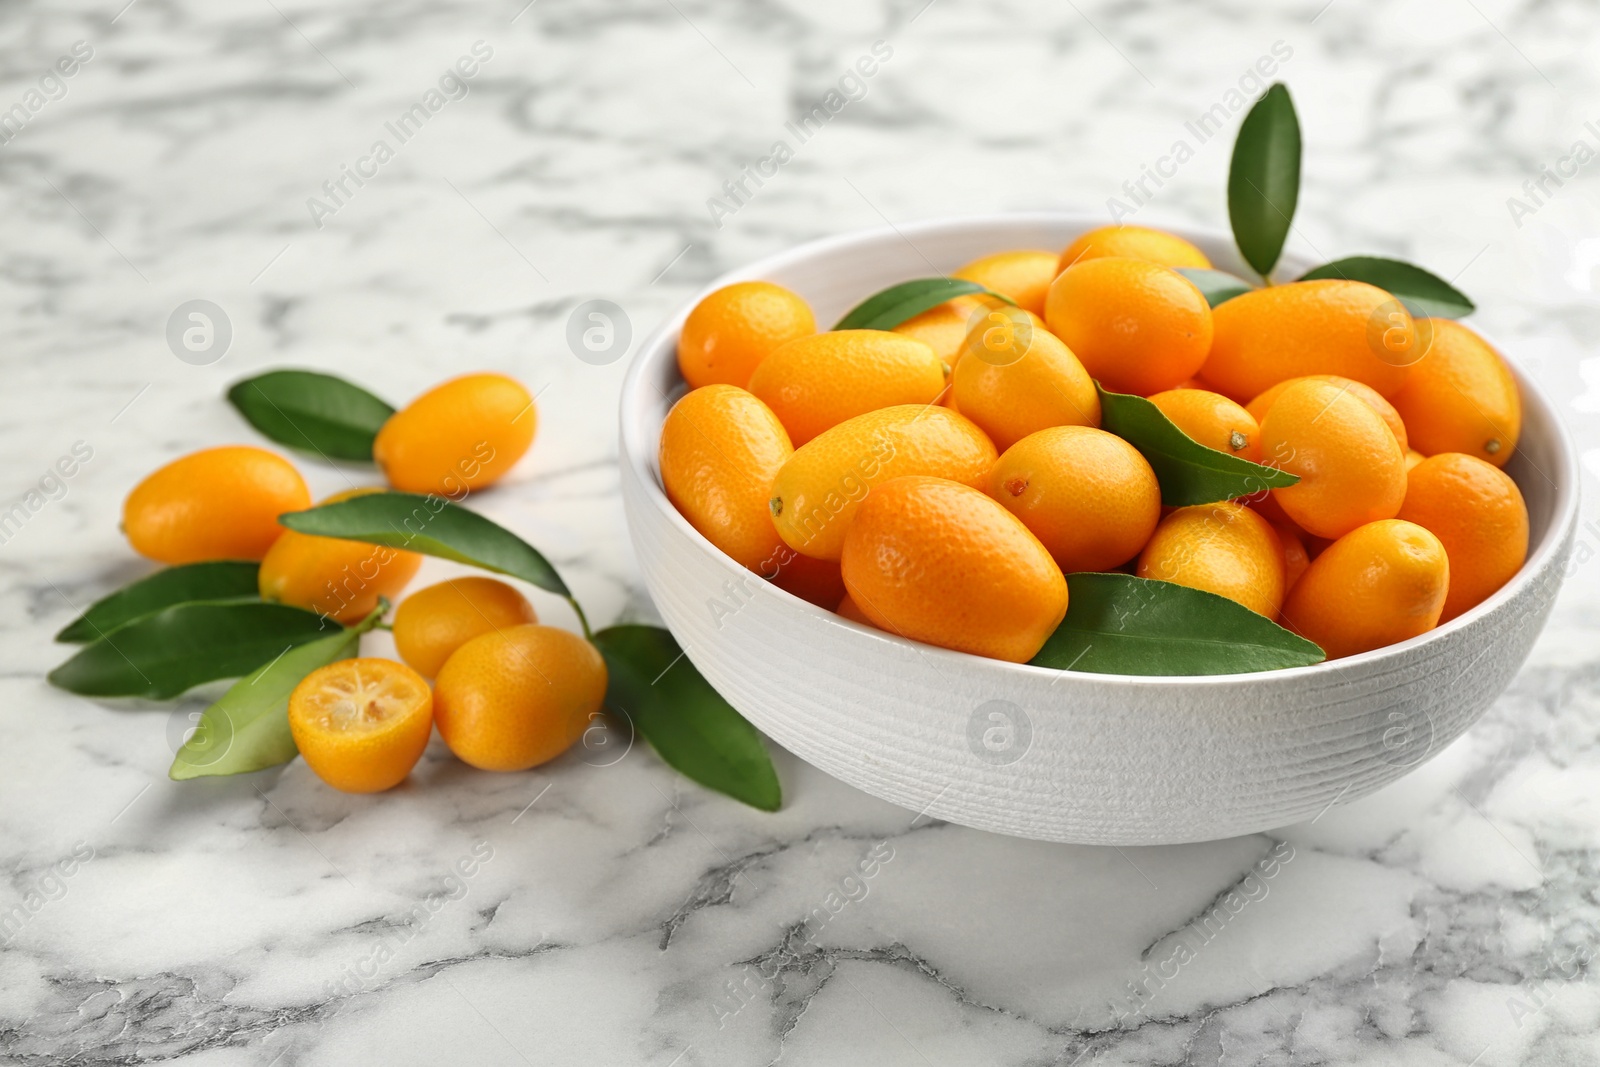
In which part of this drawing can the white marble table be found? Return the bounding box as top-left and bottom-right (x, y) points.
(3, 0), (1599, 1063)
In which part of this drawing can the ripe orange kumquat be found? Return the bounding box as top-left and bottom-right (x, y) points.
(659, 385), (793, 573)
(123, 445), (310, 564)
(1281, 520), (1449, 659)
(393, 577), (539, 678)
(288, 658), (434, 794)
(1045, 256), (1213, 396)
(1148, 388), (1261, 462)
(1202, 280), (1418, 402)
(1245, 374), (1408, 455)
(893, 296), (1000, 370)
(258, 488), (423, 624)
(433, 624), (607, 772)
(1391, 319), (1521, 466)
(953, 250), (1060, 317)
(952, 309), (1100, 451)
(374, 373), (535, 496)
(1137, 502), (1286, 618)
(1258, 378), (1407, 540)
(748, 330), (945, 447)
(768, 405), (997, 561)
(840, 476), (1067, 663)
(678, 281), (816, 389)
(1397, 453), (1528, 622)
(988, 426), (1159, 573)
(768, 550), (848, 609)
(1273, 521), (1311, 592)
(1056, 225), (1212, 273)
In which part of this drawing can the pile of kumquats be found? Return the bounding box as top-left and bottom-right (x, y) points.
(51, 369), (783, 809)
(660, 85), (1527, 675)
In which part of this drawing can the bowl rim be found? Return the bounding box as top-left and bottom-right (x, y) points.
(619, 212), (1581, 686)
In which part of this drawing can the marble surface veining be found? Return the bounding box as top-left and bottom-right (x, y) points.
(3, 0), (1600, 1063)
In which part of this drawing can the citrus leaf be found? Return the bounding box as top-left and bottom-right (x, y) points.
(592, 624), (780, 812)
(48, 602), (335, 700)
(832, 277), (1015, 331)
(1297, 256), (1475, 319)
(1228, 83), (1301, 278)
(1031, 572), (1325, 676)
(56, 561), (260, 643)
(169, 609), (383, 780)
(227, 370), (395, 462)
(1176, 268), (1255, 308)
(279, 491), (570, 597)
(1097, 384), (1297, 506)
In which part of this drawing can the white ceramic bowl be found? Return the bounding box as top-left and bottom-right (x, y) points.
(618, 214), (1579, 846)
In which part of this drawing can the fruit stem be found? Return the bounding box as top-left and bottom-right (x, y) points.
(566, 596), (595, 642)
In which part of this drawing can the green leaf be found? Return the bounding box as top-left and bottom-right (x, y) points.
(1176, 268), (1255, 309)
(831, 277), (1015, 331)
(1297, 256), (1475, 319)
(1228, 83), (1301, 278)
(56, 561), (261, 643)
(1097, 384), (1297, 506)
(170, 609), (383, 780)
(1031, 572), (1325, 676)
(227, 370), (395, 462)
(592, 625), (780, 812)
(48, 602), (335, 700)
(279, 491), (570, 597)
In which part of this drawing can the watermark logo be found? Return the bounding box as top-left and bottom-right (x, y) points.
(0, 840), (95, 946)
(1107, 41), (1294, 224)
(963, 304), (1034, 368)
(966, 699), (1032, 766)
(307, 42), (494, 229)
(577, 708), (634, 767)
(1378, 708), (1434, 769)
(166, 704), (235, 766)
(565, 299), (632, 366)
(166, 300), (232, 366)
(706, 41), (894, 228)
(0, 441), (94, 549)
(0, 40), (94, 146)
(1365, 298), (1433, 368)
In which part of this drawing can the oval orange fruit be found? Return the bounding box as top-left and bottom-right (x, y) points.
(1045, 256), (1213, 396)
(678, 281), (816, 389)
(1281, 519), (1449, 659)
(952, 309), (1101, 450)
(1057, 225), (1212, 273)
(1390, 319), (1521, 466)
(1397, 453), (1528, 622)
(1258, 378), (1407, 539)
(1136, 501), (1286, 618)
(954, 250), (1060, 316)
(748, 330), (945, 446)
(658, 385), (792, 573)
(988, 426), (1159, 573)
(1200, 280), (1416, 401)
(374, 373), (535, 496)
(392, 576), (539, 678)
(123, 445), (310, 564)
(840, 476), (1067, 663)
(1148, 388), (1261, 462)
(433, 624), (607, 772)
(258, 488), (423, 624)
(768, 405), (998, 560)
